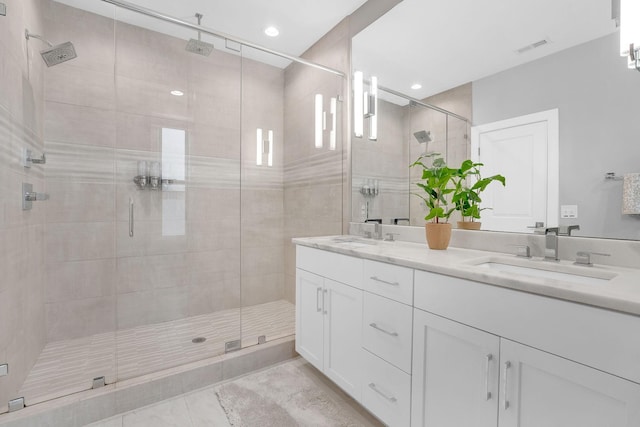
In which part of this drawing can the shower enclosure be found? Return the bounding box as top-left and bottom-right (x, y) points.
(0, 0), (344, 413)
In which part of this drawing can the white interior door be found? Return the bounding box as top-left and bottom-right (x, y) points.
(471, 109), (558, 232)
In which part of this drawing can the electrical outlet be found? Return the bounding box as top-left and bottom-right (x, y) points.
(561, 205), (578, 219)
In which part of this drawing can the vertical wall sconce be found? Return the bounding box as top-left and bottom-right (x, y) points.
(256, 128), (263, 166)
(329, 97), (337, 151)
(256, 128), (274, 167)
(315, 94), (324, 148)
(353, 70), (378, 141)
(315, 94), (338, 151)
(620, 0), (640, 70)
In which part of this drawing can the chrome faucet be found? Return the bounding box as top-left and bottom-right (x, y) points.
(544, 227), (559, 261)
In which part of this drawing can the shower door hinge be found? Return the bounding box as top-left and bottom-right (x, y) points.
(0, 363), (7, 377)
(8, 397), (25, 412)
(92, 376), (106, 389)
(0, 3), (6, 16)
(225, 339), (241, 353)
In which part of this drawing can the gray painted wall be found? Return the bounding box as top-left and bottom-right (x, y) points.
(473, 32), (640, 240)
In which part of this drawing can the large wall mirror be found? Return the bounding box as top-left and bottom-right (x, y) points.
(351, 0), (640, 240)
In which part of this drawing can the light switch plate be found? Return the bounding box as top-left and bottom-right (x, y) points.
(0, 364), (7, 376)
(561, 204), (578, 219)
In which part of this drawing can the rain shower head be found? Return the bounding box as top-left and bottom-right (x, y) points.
(40, 42), (77, 67)
(414, 130), (432, 144)
(25, 29), (77, 67)
(186, 13), (214, 56)
(185, 38), (214, 56)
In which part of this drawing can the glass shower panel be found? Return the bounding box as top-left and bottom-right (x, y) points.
(239, 45), (344, 347)
(7, 1), (120, 409)
(113, 9), (242, 381)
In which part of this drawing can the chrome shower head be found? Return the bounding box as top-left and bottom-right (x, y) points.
(185, 13), (214, 56)
(25, 29), (77, 67)
(414, 130), (432, 144)
(40, 42), (77, 67)
(185, 38), (214, 56)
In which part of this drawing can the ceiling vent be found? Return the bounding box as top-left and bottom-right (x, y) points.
(516, 38), (550, 54)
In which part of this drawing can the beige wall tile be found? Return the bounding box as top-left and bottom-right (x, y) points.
(45, 296), (116, 341)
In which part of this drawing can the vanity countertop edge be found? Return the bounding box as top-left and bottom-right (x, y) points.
(292, 236), (640, 317)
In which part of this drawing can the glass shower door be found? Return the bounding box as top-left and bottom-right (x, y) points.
(112, 8), (242, 382)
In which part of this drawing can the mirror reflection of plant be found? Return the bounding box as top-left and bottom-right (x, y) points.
(452, 159), (506, 222)
(410, 153), (457, 223)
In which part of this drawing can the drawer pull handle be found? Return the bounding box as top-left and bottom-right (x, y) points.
(369, 323), (399, 337)
(316, 287), (322, 312)
(484, 354), (493, 400)
(370, 276), (399, 286)
(502, 361), (511, 410)
(368, 383), (397, 403)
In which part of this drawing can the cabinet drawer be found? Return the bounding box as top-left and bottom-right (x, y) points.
(363, 260), (413, 304)
(297, 245), (363, 289)
(361, 349), (411, 427)
(363, 292), (413, 373)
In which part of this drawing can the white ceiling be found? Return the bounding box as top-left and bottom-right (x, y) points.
(353, 0), (618, 101)
(54, 0), (368, 68)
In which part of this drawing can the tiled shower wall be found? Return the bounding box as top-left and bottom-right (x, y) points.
(42, 2), (285, 341)
(0, 0), (48, 411)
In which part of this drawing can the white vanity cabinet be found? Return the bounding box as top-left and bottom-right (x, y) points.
(295, 246), (364, 401)
(295, 242), (640, 427)
(412, 270), (640, 427)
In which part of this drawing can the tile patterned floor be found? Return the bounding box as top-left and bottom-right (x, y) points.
(19, 300), (295, 406)
(86, 358), (383, 427)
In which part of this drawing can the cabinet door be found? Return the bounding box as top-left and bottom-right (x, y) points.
(295, 269), (325, 371)
(324, 279), (363, 401)
(412, 309), (500, 427)
(499, 339), (640, 427)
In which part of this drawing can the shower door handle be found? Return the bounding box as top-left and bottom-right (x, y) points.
(129, 197), (134, 237)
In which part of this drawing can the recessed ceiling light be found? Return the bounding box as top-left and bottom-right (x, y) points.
(170, 90), (184, 96)
(264, 26), (279, 37)
(411, 83), (422, 90)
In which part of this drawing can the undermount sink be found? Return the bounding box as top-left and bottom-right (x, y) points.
(331, 236), (378, 247)
(470, 257), (617, 285)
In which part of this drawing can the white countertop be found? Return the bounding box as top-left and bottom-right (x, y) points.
(293, 236), (640, 316)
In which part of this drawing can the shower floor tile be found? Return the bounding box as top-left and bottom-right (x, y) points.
(19, 300), (295, 406)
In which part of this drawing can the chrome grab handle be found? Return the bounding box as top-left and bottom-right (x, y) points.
(484, 354), (493, 400)
(369, 323), (399, 337)
(370, 276), (399, 286)
(30, 152), (46, 164)
(368, 383), (397, 403)
(24, 192), (49, 202)
(323, 289), (328, 314)
(129, 198), (134, 238)
(502, 361), (511, 410)
(316, 287), (322, 312)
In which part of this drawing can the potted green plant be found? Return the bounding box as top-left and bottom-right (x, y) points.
(410, 153), (457, 249)
(452, 159), (505, 230)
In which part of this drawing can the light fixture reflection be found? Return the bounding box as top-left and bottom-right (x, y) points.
(267, 130), (273, 167)
(353, 71), (364, 138)
(170, 90), (184, 96)
(369, 76), (378, 141)
(411, 83), (422, 90)
(620, 0), (640, 70)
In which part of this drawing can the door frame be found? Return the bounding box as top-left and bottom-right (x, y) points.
(471, 109), (559, 229)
